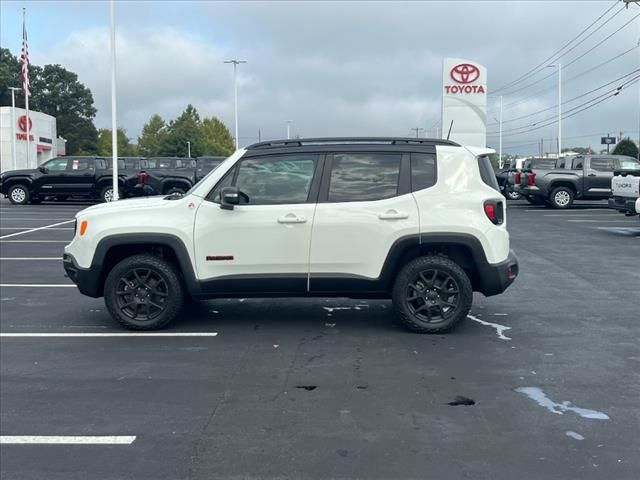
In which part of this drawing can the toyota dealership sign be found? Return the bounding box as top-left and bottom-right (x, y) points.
(441, 57), (487, 147)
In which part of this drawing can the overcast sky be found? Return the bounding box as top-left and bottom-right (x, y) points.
(1, 0), (639, 155)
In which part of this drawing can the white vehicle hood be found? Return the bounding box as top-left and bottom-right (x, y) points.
(78, 195), (187, 217)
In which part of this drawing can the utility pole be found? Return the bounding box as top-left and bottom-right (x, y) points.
(224, 59), (247, 150)
(258, 128), (262, 142)
(9, 87), (21, 170)
(548, 63), (562, 157)
(498, 96), (503, 168)
(286, 120), (292, 139)
(410, 127), (425, 138)
(109, 0), (119, 201)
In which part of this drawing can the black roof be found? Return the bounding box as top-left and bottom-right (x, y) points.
(246, 137), (460, 150)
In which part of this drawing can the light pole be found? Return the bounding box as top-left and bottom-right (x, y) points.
(498, 95), (503, 168)
(9, 87), (21, 170)
(109, 0), (119, 201)
(548, 63), (562, 158)
(186, 141), (191, 158)
(224, 59), (247, 149)
(286, 120), (292, 139)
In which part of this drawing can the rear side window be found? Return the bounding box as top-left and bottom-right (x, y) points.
(411, 153), (436, 191)
(328, 153), (401, 202)
(70, 158), (92, 171)
(572, 158), (584, 169)
(477, 155), (500, 192)
(590, 158), (615, 171)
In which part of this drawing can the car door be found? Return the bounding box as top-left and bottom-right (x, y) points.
(64, 157), (96, 194)
(35, 157), (70, 195)
(308, 150), (419, 293)
(193, 152), (322, 295)
(585, 157), (615, 197)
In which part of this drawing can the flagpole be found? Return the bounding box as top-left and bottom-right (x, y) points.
(109, 0), (119, 201)
(23, 8), (31, 168)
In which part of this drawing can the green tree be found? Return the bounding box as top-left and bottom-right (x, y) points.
(138, 114), (168, 156)
(96, 128), (135, 156)
(201, 116), (234, 156)
(612, 137), (639, 158)
(0, 48), (22, 107)
(163, 104), (204, 157)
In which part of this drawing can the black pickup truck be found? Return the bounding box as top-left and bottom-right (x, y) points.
(517, 155), (638, 208)
(130, 156), (226, 197)
(0, 156), (143, 204)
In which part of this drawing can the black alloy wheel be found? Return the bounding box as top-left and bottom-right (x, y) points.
(405, 269), (461, 324)
(115, 268), (169, 322)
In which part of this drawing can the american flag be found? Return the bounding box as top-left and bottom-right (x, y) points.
(20, 15), (30, 97)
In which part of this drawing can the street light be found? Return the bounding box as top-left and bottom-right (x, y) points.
(286, 120), (292, 139)
(186, 141), (191, 158)
(224, 59), (247, 149)
(547, 63), (562, 158)
(8, 87), (21, 170)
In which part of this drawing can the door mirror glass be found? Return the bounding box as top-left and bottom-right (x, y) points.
(38, 166), (47, 174)
(220, 186), (241, 210)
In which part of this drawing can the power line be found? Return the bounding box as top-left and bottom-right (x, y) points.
(492, 0), (622, 94)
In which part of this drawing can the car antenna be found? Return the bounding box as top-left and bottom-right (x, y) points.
(446, 120), (454, 141)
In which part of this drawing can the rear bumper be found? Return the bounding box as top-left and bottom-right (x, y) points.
(63, 253), (102, 298)
(477, 250), (519, 297)
(608, 197), (638, 214)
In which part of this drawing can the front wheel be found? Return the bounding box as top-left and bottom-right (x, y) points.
(165, 187), (186, 196)
(100, 186), (122, 202)
(8, 185), (30, 205)
(549, 187), (574, 209)
(392, 255), (473, 334)
(104, 254), (184, 330)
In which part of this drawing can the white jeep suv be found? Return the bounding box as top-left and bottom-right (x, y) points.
(63, 138), (518, 333)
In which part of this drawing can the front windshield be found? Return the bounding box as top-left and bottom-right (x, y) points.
(619, 158), (640, 170)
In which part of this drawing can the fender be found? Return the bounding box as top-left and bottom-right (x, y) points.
(548, 179), (581, 198)
(2, 175), (34, 194)
(89, 233), (200, 297)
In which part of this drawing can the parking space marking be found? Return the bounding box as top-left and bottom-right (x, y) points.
(524, 208), (607, 212)
(0, 227), (73, 230)
(0, 220), (74, 240)
(0, 436), (136, 445)
(0, 332), (219, 337)
(567, 219), (636, 223)
(0, 284), (74, 287)
(0, 240), (69, 243)
(0, 257), (61, 260)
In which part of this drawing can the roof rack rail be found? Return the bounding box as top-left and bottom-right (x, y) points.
(246, 137), (461, 150)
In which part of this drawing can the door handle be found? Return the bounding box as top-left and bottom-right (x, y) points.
(278, 213), (307, 224)
(587, 173), (596, 177)
(378, 209), (409, 220)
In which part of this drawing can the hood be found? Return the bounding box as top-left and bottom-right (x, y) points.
(1, 168), (38, 177)
(78, 194), (190, 217)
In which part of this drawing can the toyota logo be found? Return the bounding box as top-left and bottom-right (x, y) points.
(450, 63), (480, 84)
(18, 115), (33, 132)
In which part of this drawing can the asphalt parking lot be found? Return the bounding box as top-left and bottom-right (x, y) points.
(0, 197), (639, 480)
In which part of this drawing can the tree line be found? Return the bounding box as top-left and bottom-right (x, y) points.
(0, 48), (234, 157)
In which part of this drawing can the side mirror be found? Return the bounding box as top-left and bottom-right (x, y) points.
(38, 166), (47, 174)
(220, 186), (241, 210)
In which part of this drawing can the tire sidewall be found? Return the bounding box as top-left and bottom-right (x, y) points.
(104, 254), (184, 330)
(100, 186), (121, 202)
(8, 185), (30, 205)
(392, 256), (473, 333)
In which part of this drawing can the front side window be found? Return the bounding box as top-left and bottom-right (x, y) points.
(328, 153), (401, 202)
(590, 158), (615, 171)
(44, 158), (69, 171)
(233, 154), (318, 205)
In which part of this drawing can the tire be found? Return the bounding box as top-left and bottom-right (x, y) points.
(549, 187), (574, 209)
(8, 184), (30, 205)
(525, 195), (545, 205)
(104, 254), (184, 330)
(165, 187), (185, 196)
(506, 189), (521, 201)
(392, 255), (473, 334)
(100, 185), (122, 203)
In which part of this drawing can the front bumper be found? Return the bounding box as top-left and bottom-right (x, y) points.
(608, 196), (638, 214)
(477, 249), (519, 297)
(63, 253), (102, 298)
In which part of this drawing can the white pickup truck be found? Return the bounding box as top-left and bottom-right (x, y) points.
(608, 164), (640, 218)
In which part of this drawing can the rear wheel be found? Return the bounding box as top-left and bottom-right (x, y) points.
(392, 255), (472, 334)
(104, 254), (184, 330)
(506, 189), (521, 201)
(8, 185), (30, 205)
(100, 186), (122, 202)
(549, 187), (574, 209)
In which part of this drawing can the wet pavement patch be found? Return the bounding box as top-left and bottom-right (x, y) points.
(448, 395), (475, 406)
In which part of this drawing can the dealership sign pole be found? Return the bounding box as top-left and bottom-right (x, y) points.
(20, 9), (31, 168)
(109, 0), (119, 201)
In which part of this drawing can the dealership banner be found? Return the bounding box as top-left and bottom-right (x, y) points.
(441, 58), (487, 147)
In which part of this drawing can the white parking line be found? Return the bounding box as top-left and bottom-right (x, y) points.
(0, 332), (219, 337)
(0, 220), (74, 240)
(0, 227), (73, 230)
(0, 436), (136, 445)
(0, 240), (69, 243)
(525, 208), (606, 212)
(567, 219), (636, 223)
(0, 284), (74, 287)
(0, 257), (60, 260)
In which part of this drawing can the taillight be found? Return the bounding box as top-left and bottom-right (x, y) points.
(514, 172), (521, 185)
(137, 171), (149, 185)
(484, 200), (504, 225)
(528, 172), (536, 186)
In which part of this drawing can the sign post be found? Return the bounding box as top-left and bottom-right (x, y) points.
(601, 135), (616, 154)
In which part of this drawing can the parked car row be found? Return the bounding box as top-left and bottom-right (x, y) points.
(0, 155), (226, 204)
(511, 154), (639, 209)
